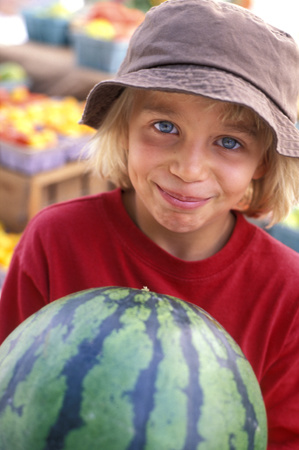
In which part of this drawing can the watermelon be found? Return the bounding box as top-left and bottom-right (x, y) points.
(0, 287), (267, 449)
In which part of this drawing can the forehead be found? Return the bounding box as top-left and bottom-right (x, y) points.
(134, 90), (258, 121)
(134, 89), (216, 110)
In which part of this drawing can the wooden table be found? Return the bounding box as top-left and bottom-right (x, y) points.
(0, 161), (111, 232)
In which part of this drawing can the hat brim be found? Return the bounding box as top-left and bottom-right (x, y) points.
(81, 65), (299, 157)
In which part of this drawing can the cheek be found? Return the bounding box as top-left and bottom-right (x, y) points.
(218, 163), (257, 194)
(127, 141), (153, 185)
(128, 132), (164, 174)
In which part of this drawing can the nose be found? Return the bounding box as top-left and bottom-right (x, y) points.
(169, 140), (210, 183)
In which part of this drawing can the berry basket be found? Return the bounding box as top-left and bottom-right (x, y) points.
(72, 33), (128, 73)
(63, 135), (91, 162)
(22, 9), (71, 45)
(0, 141), (67, 175)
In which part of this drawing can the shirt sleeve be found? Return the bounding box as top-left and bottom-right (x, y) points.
(261, 306), (299, 449)
(0, 227), (49, 345)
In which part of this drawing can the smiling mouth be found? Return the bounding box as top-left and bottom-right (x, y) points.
(157, 185), (211, 209)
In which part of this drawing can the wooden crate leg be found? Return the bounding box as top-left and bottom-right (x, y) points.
(27, 179), (44, 220)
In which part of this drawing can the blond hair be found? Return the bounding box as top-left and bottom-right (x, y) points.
(86, 88), (299, 225)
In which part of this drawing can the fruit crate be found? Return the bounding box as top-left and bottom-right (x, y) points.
(72, 33), (128, 73)
(0, 136), (92, 175)
(0, 141), (67, 175)
(22, 9), (71, 45)
(0, 161), (112, 233)
(0, 267), (6, 290)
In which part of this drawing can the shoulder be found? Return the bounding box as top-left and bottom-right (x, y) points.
(17, 189), (123, 251)
(238, 214), (299, 275)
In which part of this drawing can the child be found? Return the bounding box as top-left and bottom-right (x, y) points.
(1, 0), (299, 446)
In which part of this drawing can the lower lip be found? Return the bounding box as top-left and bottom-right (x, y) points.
(157, 186), (210, 210)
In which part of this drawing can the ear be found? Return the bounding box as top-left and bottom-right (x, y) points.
(252, 160), (267, 180)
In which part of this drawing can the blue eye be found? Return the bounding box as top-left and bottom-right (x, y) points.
(154, 121), (178, 134)
(218, 137), (241, 150)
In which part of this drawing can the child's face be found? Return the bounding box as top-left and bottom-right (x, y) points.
(125, 91), (265, 247)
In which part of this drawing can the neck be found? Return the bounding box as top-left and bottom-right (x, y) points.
(142, 213), (235, 261)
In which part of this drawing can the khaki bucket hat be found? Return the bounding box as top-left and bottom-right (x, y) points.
(80, 0), (299, 157)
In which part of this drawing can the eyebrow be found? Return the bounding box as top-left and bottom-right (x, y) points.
(141, 103), (184, 119)
(221, 122), (258, 137)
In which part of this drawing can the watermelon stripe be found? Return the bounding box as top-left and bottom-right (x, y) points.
(0, 291), (95, 418)
(126, 295), (164, 449)
(176, 308), (204, 449)
(0, 294), (91, 418)
(45, 297), (130, 449)
(223, 344), (257, 450)
(0, 343), (39, 417)
(199, 311), (258, 450)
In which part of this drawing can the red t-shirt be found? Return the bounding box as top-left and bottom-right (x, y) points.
(1, 189), (298, 448)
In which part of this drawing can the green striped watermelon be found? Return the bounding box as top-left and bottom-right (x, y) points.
(0, 287), (267, 449)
